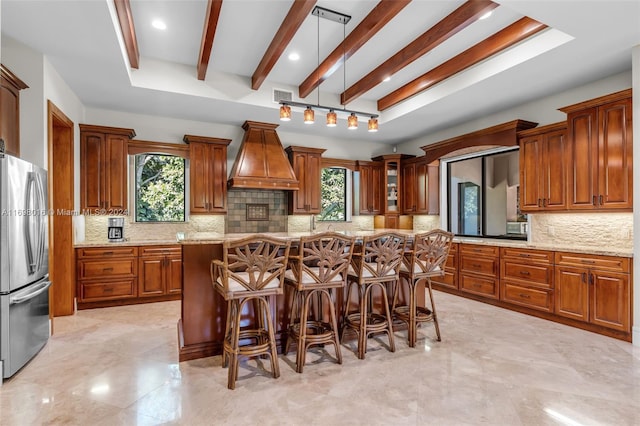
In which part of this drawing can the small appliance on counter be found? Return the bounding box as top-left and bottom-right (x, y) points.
(107, 217), (125, 242)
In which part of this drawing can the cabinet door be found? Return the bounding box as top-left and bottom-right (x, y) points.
(591, 270), (630, 332)
(359, 165), (372, 214)
(555, 266), (589, 321)
(104, 134), (128, 210)
(189, 142), (210, 213)
(415, 161), (428, 213)
(370, 164), (383, 215)
(208, 143), (228, 213)
(166, 256), (183, 295)
(0, 77), (20, 157)
(138, 257), (165, 297)
(80, 132), (105, 211)
(519, 135), (542, 211)
(598, 98), (632, 209)
(289, 152), (309, 213)
(401, 162), (416, 213)
(307, 153), (322, 213)
(543, 129), (567, 210)
(567, 108), (598, 209)
(427, 162), (440, 214)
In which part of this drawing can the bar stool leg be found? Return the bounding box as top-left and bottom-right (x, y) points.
(358, 284), (369, 359)
(262, 296), (280, 379)
(326, 289), (343, 365)
(227, 299), (241, 390)
(408, 279), (417, 348)
(426, 278), (441, 341)
(379, 283), (395, 353)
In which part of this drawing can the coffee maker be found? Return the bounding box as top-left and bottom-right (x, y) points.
(107, 217), (125, 242)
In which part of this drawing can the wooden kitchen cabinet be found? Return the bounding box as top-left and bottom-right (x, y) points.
(401, 157), (439, 215)
(184, 135), (231, 214)
(555, 252), (630, 332)
(357, 160), (383, 215)
(0, 65), (28, 157)
(459, 244), (499, 299)
(401, 159), (417, 214)
(500, 247), (554, 312)
(76, 246), (138, 304)
(285, 146), (325, 214)
(560, 90), (632, 211)
(138, 245), (182, 297)
(518, 122), (567, 212)
(80, 124), (135, 213)
(431, 242), (458, 290)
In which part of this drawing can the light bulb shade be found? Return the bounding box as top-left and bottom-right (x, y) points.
(326, 110), (337, 127)
(279, 105), (291, 121)
(347, 113), (358, 130)
(368, 117), (379, 132)
(304, 107), (315, 124)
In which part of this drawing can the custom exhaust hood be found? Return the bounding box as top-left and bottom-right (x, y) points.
(228, 121), (300, 190)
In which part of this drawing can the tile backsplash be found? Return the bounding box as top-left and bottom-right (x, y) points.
(226, 189), (287, 233)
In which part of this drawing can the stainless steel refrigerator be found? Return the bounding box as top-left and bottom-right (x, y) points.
(0, 154), (51, 379)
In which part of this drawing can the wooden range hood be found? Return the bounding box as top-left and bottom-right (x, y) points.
(227, 121), (300, 190)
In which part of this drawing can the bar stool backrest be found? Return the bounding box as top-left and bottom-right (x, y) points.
(403, 230), (453, 277)
(288, 232), (355, 290)
(353, 232), (406, 282)
(212, 235), (291, 299)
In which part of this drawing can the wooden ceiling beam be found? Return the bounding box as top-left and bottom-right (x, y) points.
(251, 0), (317, 90)
(197, 0), (224, 81)
(341, 0), (498, 105)
(378, 17), (547, 111)
(298, 0), (411, 99)
(113, 0), (139, 69)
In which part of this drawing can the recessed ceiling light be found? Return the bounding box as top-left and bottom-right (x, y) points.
(383, 76), (391, 82)
(288, 52), (300, 61)
(479, 11), (493, 20)
(152, 19), (167, 30)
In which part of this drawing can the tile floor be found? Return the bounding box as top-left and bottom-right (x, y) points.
(1, 292), (639, 425)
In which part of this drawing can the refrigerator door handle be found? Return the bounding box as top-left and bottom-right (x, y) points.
(23, 172), (37, 274)
(34, 173), (46, 272)
(9, 280), (52, 305)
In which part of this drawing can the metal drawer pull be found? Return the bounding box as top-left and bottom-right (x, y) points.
(519, 253), (530, 257)
(580, 259), (596, 264)
(103, 267), (114, 272)
(104, 251), (114, 255)
(103, 288), (114, 293)
(519, 293), (531, 299)
(519, 271), (530, 276)
(472, 263), (481, 268)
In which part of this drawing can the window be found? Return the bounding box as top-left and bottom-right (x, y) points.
(446, 148), (526, 239)
(318, 167), (349, 221)
(134, 153), (186, 222)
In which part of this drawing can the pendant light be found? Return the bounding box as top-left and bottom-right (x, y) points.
(326, 110), (337, 127)
(347, 113), (358, 130)
(304, 107), (315, 124)
(368, 117), (378, 132)
(279, 104), (291, 121)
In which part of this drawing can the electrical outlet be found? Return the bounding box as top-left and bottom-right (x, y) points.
(621, 228), (631, 239)
(547, 225), (555, 236)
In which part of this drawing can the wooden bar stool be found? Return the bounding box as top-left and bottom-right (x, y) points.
(211, 235), (291, 390)
(393, 229), (453, 347)
(284, 232), (355, 373)
(343, 232), (406, 359)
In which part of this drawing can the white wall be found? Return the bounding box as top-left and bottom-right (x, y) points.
(632, 44), (640, 347)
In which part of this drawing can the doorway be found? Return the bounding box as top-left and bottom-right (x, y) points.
(47, 101), (75, 318)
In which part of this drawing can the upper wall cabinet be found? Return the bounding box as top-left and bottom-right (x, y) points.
(80, 124), (135, 213)
(401, 156), (440, 215)
(184, 135), (231, 214)
(357, 160), (383, 215)
(0, 65), (29, 157)
(285, 146), (325, 215)
(560, 89), (632, 211)
(518, 122), (568, 212)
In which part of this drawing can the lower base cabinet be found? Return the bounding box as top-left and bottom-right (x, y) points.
(76, 244), (182, 308)
(431, 243), (632, 340)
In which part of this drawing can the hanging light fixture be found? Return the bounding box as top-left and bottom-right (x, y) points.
(326, 110), (337, 127)
(368, 117), (378, 132)
(276, 6), (379, 132)
(279, 104), (291, 121)
(304, 107), (315, 124)
(347, 113), (358, 130)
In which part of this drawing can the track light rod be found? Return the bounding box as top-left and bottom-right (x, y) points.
(279, 100), (379, 118)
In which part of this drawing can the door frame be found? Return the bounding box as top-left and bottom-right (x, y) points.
(47, 100), (75, 321)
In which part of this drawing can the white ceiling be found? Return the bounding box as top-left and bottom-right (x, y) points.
(2, 0), (639, 145)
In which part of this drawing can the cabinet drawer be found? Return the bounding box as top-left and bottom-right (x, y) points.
(502, 261), (553, 288)
(501, 282), (553, 312)
(500, 248), (552, 263)
(460, 274), (498, 299)
(431, 269), (457, 290)
(460, 256), (497, 276)
(139, 245), (181, 257)
(555, 252), (629, 273)
(460, 244), (499, 256)
(78, 259), (136, 279)
(444, 252), (457, 269)
(77, 246), (138, 258)
(80, 279), (137, 301)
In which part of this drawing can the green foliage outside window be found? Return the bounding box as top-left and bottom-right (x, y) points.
(318, 167), (346, 221)
(135, 154), (185, 222)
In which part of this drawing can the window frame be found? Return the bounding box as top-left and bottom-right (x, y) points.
(317, 166), (353, 222)
(128, 140), (190, 224)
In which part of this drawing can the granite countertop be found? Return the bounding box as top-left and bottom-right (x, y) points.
(177, 230), (633, 258)
(74, 239), (180, 248)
